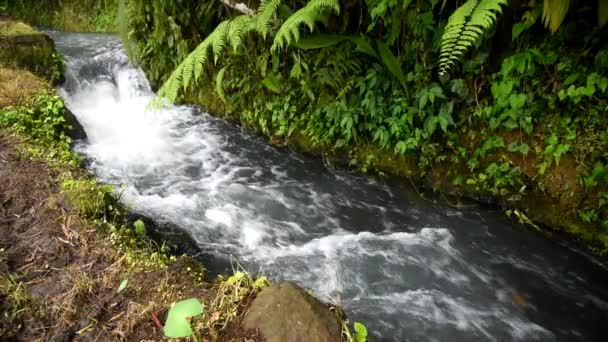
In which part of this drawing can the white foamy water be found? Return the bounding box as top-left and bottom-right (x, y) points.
(50, 32), (608, 341)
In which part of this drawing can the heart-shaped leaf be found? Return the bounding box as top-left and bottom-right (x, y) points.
(354, 322), (368, 342)
(164, 298), (204, 338)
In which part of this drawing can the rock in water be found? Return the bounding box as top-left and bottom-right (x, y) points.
(244, 282), (341, 342)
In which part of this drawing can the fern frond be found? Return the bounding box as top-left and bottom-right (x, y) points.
(192, 40), (213, 80)
(256, 0), (283, 38)
(438, 0), (508, 76)
(229, 15), (256, 51)
(156, 14), (258, 104)
(542, 0), (570, 32)
(271, 0), (341, 51)
(158, 63), (184, 103)
(212, 21), (230, 63)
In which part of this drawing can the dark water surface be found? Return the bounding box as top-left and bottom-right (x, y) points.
(49, 31), (608, 341)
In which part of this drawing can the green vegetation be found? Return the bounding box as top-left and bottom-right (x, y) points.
(164, 298), (205, 338)
(120, 0), (608, 254)
(2, 0), (118, 32)
(0, 21), (36, 35)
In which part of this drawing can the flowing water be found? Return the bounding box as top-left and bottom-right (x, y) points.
(49, 32), (608, 341)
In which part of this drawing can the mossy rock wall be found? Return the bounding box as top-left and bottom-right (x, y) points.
(0, 22), (62, 82)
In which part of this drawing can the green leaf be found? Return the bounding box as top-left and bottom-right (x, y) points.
(262, 73), (281, 94)
(216, 66), (228, 103)
(564, 73), (579, 86)
(424, 116), (438, 136)
(509, 94), (527, 109)
(349, 36), (378, 59)
(227, 271), (245, 285)
(253, 276), (270, 289)
(507, 141), (530, 155)
(134, 220), (145, 236)
(512, 23), (526, 41)
(293, 34), (349, 50)
(600, 0), (608, 27)
(117, 279), (128, 293)
(164, 298), (205, 338)
(377, 41), (406, 89)
(354, 322), (368, 342)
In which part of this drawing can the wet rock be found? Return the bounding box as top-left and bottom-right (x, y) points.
(64, 107), (87, 141)
(126, 213), (201, 256)
(243, 282), (341, 342)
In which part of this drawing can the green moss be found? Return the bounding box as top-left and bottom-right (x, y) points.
(0, 23), (63, 82)
(0, 21), (37, 35)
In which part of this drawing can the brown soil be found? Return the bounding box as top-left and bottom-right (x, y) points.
(0, 133), (262, 341)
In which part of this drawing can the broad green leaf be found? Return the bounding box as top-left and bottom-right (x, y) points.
(424, 116), (438, 136)
(262, 73), (281, 94)
(293, 34), (350, 50)
(354, 322), (368, 342)
(377, 41), (406, 89)
(512, 23), (526, 41)
(117, 279), (128, 293)
(349, 36), (378, 59)
(509, 94), (527, 109)
(564, 73), (579, 86)
(164, 298), (204, 338)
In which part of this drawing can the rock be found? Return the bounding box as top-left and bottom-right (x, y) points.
(243, 282), (341, 342)
(64, 107), (87, 141)
(0, 22), (62, 82)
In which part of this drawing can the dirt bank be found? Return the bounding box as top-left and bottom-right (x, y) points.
(0, 133), (266, 341)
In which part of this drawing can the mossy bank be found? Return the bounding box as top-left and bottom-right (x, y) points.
(0, 20), (354, 341)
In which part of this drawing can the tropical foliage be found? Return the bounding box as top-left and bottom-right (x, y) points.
(121, 0), (608, 255)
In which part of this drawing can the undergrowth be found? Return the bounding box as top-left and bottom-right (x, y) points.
(122, 0), (608, 255)
(3, 0), (118, 32)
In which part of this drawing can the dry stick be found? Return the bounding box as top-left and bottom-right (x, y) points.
(151, 311), (163, 330)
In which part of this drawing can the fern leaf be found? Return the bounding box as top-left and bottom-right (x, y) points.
(438, 0), (508, 76)
(377, 41), (406, 89)
(216, 66), (228, 103)
(228, 15), (255, 51)
(193, 42), (211, 81)
(158, 64), (184, 103)
(271, 0), (341, 51)
(542, 0), (570, 32)
(212, 21), (230, 64)
(257, 0), (283, 38)
(182, 59), (195, 92)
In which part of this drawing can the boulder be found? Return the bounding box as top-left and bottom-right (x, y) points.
(0, 21), (62, 82)
(243, 282), (341, 342)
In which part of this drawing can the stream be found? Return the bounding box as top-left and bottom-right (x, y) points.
(50, 32), (608, 341)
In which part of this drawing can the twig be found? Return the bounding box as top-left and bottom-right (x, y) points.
(151, 311), (163, 330)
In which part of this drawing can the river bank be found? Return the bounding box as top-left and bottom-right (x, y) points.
(0, 20), (351, 341)
(120, 1), (608, 256)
